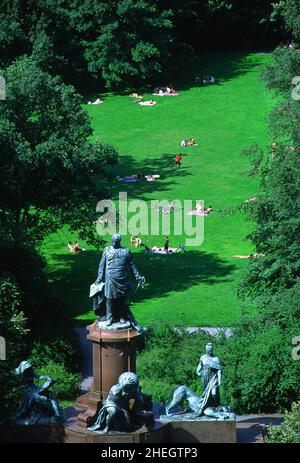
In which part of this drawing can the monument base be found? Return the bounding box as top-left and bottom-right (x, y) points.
(0, 424), (66, 443)
(1, 418), (236, 443)
(160, 416), (236, 443)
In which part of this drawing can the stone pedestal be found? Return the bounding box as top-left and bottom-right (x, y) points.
(160, 416), (236, 443)
(74, 322), (143, 430)
(64, 421), (169, 444)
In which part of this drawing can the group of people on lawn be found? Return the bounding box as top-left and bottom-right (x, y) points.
(130, 235), (185, 255)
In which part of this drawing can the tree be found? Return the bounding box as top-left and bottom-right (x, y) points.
(0, 1), (85, 84)
(0, 277), (29, 425)
(217, 1), (300, 413)
(0, 56), (118, 247)
(237, 0), (300, 298)
(281, 0), (300, 40)
(70, 0), (173, 88)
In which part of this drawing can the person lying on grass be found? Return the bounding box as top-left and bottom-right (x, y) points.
(233, 253), (264, 259)
(130, 92), (143, 99)
(117, 173), (144, 181)
(244, 196), (257, 203)
(138, 100), (157, 106)
(88, 98), (103, 105)
(203, 75), (215, 84)
(150, 245), (185, 255)
(205, 206), (213, 215)
(188, 204), (213, 215)
(145, 174), (160, 181)
(117, 173), (160, 182)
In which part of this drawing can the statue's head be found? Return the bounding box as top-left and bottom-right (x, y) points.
(112, 234), (122, 249)
(205, 342), (213, 355)
(118, 372), (139, 393)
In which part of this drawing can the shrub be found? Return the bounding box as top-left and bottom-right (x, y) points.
(218, 323), (300, 413)
(0, 362), (23, 426)
(137, 323), (212, 404)
(36, 360), (81, 406)
(0, 276), (29, 361)
(266, 402), (300, 443)
(30, 339), (78, 372)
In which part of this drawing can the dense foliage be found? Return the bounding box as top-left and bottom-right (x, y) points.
(137, 323), (214, 404)
(266, 401), (300, 443)
(0, 1), (286, 89)
(1, 0), (299, 421)
(0, 278), (29, 423)
(240, 0), (300, 298)
(223, 0), (300, 412)
(0, 56), (117, 247)
(138, 1), (300, 415)
(219, 284), (300, 412)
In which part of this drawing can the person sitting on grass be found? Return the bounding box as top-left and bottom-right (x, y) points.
(188, 138), (197, 146)
(166, 84), (176, 94)
(131, 236), (137, 245)
(74, 241), (86, 253)
(67, 241), (75, 252)
(181, 139), (187, 147)
(131, 236), (142, 247)
(135, 236), (142, 247)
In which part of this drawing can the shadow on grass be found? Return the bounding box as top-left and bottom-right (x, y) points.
(82, 51), (267, 101)
(47, 248), (236, 325)
(100, 152), (194, 201)
(175, 51), (266, 92)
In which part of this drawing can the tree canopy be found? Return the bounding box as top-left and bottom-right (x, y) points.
(0, 56), (118, 246)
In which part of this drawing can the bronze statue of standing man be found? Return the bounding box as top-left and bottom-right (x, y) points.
(93, 234), (145, 329)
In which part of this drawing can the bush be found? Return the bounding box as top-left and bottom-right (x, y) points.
(0, 362), (23, 426)
(30, 339), (78, 372)
(218, 324), (300, 413)
(0, 276), (29, 361)
(217, 283), (300, 413)
(36, 360), (81, 406)
(29, 337), (81, 407)
(137, 323), (212, 404)
(266, 402), (300, 443)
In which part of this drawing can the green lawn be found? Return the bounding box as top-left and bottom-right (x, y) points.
(42, 52), (274, 327)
